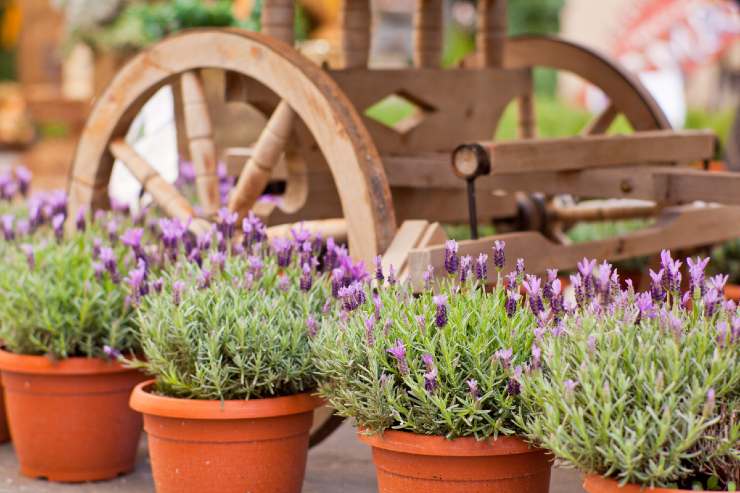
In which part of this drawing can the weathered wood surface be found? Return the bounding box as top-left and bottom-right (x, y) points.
(339, 0), (371, 68)
(408, 205), (740, 286)
(382, 220), (448, 282)
(413, 0), (443, 68)
(477, 0), (507, 67)
(261, 0), (294, 45)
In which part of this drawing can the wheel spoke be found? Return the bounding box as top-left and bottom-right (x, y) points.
(109, 139), (209, 235)
(180, 70), (220, 216)
(582, 102), (618, 135)
(516, 93), (536, 139)
(228, 100), (295, 217)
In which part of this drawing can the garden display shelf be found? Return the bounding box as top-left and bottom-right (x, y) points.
(63, 0), (737, 451)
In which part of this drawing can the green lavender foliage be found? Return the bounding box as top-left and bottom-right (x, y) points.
(0, 222), (137, 359)
(313, 279), (538, 438)
(133, 252), (329, 400)
(520, 297), (740, 489)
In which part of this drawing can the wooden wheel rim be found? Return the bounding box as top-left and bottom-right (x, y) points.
(67, 28), (396, 263)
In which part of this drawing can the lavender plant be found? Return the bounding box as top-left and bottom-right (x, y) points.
(0, 194), (148, 359)
(130, 213), (365, 401)
(313, 241), (552, 439)
(520, 251), (740, 490)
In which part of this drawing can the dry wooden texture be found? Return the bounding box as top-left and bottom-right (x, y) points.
(266, 218), (348, 243)
(339, 0), (371, 68)
(108, 139), (209, 235)
(66, 29), (396, 264)
(330, 67), (531, 154)
(181, 71), (220, 215)
(413, 0), (443, 68)
(549, 200), (658, 223)
(477, 0), (507, 67)
(471, 130), (715, 174)
(382, 220), (448, 282)
(504, 36), (670, 131)
(516, 90), (536, 138)
(228, 100), (295, 217)
(261, 0), (295, 44)
(408, 205), (740, 286)
(582, 103), (618, 135)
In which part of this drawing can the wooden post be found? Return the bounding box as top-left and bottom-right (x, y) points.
(228, 101), (295, 217)
(413, 0), (444, 68)
(477, 0), (507, 67)
(339, 0), (372, 68)
(262, 0), (295, 45)
(180, 71), (220, 216)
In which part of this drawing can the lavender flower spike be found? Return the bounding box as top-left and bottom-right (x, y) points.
(459, 255), (472, 283)
(475, 253), (488, 281)
(433, 294), (448, 327)
(300, 263), (313, 291)
(387, 339), (408, 375)
(306, 315), (318, 338)
(374, 255), (384, 283)
(1, 214), (14, 241)
(424, 366), (438, 393)
(444, 240), (459, 275)
(20, 244), (34, 269)
(493, 240), (505, 269)
(51, 213), (65, 242)
(466, 378), (480, 400)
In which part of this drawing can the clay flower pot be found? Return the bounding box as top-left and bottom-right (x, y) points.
(0, 349), (146, 481)
(358, 430), (551, 493)
(724, 283), (740, 302)
(583, 474), (733, 492)
(130, 380), (323, 493)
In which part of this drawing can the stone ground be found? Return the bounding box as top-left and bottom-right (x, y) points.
(0, 421), (585, 493)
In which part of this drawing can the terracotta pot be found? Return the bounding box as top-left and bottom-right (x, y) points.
(358, 430), (551, 493)
(130, 380), (323, 493)
(724, 283), (740, 302)
(0, 384), (10, 443)
(0, 350), (146, 482)
(583, 474), (732, 492)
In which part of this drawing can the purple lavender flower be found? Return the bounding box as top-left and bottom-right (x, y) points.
(387, 339), (408, 375)
(125, 264), (147, 303)
(444, 239), (459, 275)
(515, 258), (525, 277)
(13, 218), (28, 237)
(597, 261), (613, 301)
(92, 262), (104, 280)
(424, 366), (438, 392)
(635, 292), (655, 321)
(51, 213), (65, 241)
(459, 255), (472, 283)
(423, 265), (434, 289)
(14, 166), (31, 196)
(387, 264), (397, 286)
(364, 315), (375, 345)
(122, 228), (144, 252)
(373, 293), (382, 319)
(216, 208), (238, 240)
(505, 290), (520, 318)
(475, 253), (488, 281)
(422, 353), (434, 370)
(70, 207), (86, 232)
(0, 173), (11, 200)
(300, 263), (313, 291)
(151, 277), (164, 293)
(687, 256), (709, 296)
(198, 269), (212, 289)
(704, 388), (716, 416)
(495, 347), (513, 368)
(530, 344), (541, 369)
(307, 315), (318, 338)
(374, 255), (384, 283)
(577, 258), (596, 300)
(466, 378), (480, 400)
(709, 274), (729, 293)
(159, 218), (185, 252)
(587, 335), (597, 352)
(703, 288), (721, 317)
(493, 240), (505, 270)
(20, 243), (34, 269)
(103, 345), (122, 360)
(110, 198), (130, 215)
(523, 275), (544, 314)
(248, 255), (263, 276)
(99, 247), (119, 281)
(433, 294), (448, 327)
(272, 237), (293, 267)
(649, 269), (666, 302)
(331, 268), (344, 298)
(1, 214), (14, 241)
(188, 248), (203, 267)
(338, 281), (366, 311)
(506, 378), (521, 396)
(415, 314), (426, 332)
(570, 273), (585, 307)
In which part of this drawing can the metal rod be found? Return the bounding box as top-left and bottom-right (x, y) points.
(467, 178), (479, 239)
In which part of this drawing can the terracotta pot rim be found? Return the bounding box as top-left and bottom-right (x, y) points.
(583, 474), (731, 492)
(0, 349), (134, 375)
(357, 429), (542, 457)
(130, 380), (323, 420)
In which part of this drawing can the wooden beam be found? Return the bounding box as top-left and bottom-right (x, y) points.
(471, 130), (715, 174)
(407, 205), (740, 287)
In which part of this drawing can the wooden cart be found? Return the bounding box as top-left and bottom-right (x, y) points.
(64, 0), (737, 445)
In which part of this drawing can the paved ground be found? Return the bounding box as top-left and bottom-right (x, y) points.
(0, 421), (585, 493)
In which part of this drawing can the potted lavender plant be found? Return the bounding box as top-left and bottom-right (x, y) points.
(312, 240), (553, 492)
(521, 251), (739, 492)
(128, 213), (364, 493)
(0, 198), (149, 482)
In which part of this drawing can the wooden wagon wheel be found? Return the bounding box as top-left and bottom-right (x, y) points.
(65, 28), (397, 447)
(499, 34), (671, 240)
